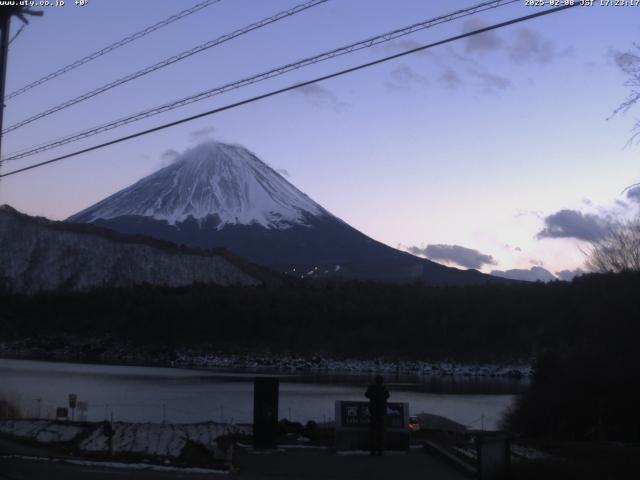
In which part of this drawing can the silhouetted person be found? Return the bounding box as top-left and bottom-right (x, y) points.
(365, 375), (389, 456)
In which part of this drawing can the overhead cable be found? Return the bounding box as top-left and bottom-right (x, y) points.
(2, 0), (518, 160)
(2, 0), (328, 134)
(0, 4), (579, 179)
(5, 0), (224, 101)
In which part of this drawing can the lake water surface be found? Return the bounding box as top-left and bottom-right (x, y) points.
(0, 358), (528, 430)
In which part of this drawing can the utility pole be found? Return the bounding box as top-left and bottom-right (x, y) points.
(0, 9), (11, 162)
(0, 6), (42, 164)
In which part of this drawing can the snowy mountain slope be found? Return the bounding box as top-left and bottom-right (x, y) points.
(69, 141), (328, 229)
(68, 141), (507, 285)
(0, 205), (260, 294)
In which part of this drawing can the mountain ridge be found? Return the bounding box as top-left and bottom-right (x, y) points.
(67, 141), (509, 285)
(0, 205), (266, 294)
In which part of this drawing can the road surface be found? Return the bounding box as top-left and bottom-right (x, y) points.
(0, 438), (468, 479)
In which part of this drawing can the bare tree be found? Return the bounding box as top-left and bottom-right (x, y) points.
(586, 219), (640, 273)
(611, 46), (640, 196)
(612, 45), (640, 134)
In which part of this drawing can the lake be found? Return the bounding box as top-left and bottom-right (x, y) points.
(0, 358), (528, 430)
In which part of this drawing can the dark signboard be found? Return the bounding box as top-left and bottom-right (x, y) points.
(337, 401), (408, 430)
(56, 407), (68, 418)
(335, 400), (410, 451)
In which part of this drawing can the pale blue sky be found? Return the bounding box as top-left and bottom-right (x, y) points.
(1, 0), (639, 277)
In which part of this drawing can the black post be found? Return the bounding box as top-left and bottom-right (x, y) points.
(0, 11), (10, 162)
(253, 377), (279, 449)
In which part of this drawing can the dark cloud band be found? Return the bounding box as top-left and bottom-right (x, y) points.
(408, 243), (496, 270)
(536, 209), (613, 242)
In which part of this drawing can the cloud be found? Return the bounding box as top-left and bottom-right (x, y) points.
(379, 25), (560, 97)
(491, 266), (556, 283)
(462, 19), (502, 54)
(190, 126), (216, 142)
(440, 67), (462, 89)
(508, 28), (555, 64)
(160, 149), (180, 167)
(276, 168), (290, 178)
(503, 244), (523, 252)
(408, 244), (497, 270)
(385, 64), (429, 92)
(292, 84), (347, 110)
(161, 149), (179, 160)
(611, 48), (640, 75)
(460, 22), (559, 65)
(626, 185), (640, 203)
(468, 69), (512, 93)
(536, 209), (614, 242)
(555, 268), (586, 282)
(529, 259), (544, 266)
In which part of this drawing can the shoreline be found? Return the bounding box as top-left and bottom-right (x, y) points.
(0, 338), (533, 379)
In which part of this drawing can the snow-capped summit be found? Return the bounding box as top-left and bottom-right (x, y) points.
(69, 141), (328, 229)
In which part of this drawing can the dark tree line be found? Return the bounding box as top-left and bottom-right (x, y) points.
(1, 272), (639, 362)
(2, 272), (639, 440)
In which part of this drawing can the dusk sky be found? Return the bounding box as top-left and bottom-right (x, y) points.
(1, 0), (639, 280)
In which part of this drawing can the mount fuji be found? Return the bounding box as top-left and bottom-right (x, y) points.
(68, 141), (499, 285)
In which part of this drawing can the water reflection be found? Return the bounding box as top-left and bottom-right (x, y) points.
(0, 358), (526, 430)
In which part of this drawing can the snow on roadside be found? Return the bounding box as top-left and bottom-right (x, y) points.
(511, 444), (553, 461)
(452, 443), (553, 463)
(0, 420), (83, 443)
(0, 454), (229, 474)
(452, 446), (477, 460)
(79, 421), (248, 458)
(335, 450), (407, 456)
(0, 419), (249, 460)
(66, 458), (229, 474)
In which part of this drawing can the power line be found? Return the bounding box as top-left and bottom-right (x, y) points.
(0, 3), (578, 179)
(4, 0), (223, 102)
(2, 0), (329, 135)
(8, 24), (25, 45)
(0, 6), (42, 179)
(2, 0), (519, 161)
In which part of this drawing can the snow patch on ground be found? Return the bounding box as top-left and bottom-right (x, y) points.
(279, 444), (329, 450)
(511, 444), (553, 461)
(80, 421), (247, 458)
(452, 446), (477, 460)
(452, 443), (553, 463)
(0, 420), (84, 443)
(0, 419), (248, 461)
(335, 450), (407, 456)
(66, 458), (229, 474)
(0, 454), (229, 474)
